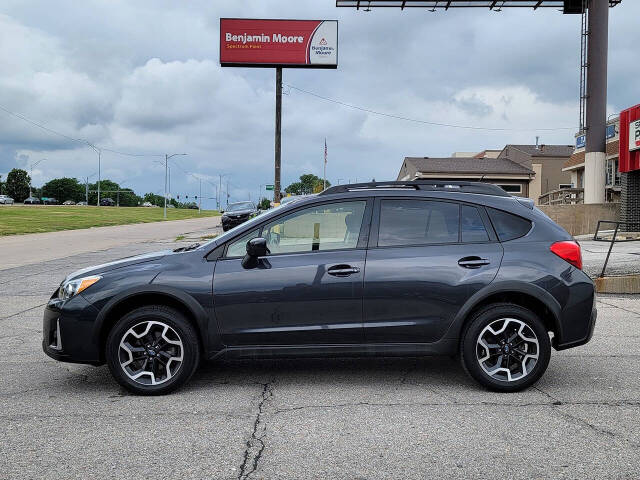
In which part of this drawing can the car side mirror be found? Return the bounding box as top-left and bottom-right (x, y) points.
(246, 237), (268, 257)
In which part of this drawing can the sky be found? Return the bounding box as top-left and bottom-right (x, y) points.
(0, 0), (638, 208)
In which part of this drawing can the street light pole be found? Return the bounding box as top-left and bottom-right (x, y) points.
(163, 153), (187, 219)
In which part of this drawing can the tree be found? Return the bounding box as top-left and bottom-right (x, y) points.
(143, 192), (165, 207)
(5, 168), (30, 202)
(42, 177), (85, 202)
(258, 197), (271, 210)
(87, 179), (141, 206)
(284, 174), (331, 195)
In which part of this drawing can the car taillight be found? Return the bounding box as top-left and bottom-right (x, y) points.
(550, 241), (582, 270)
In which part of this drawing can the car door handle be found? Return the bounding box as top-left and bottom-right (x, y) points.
(458, 256), (490, 269)
(327, 265), (360, 277)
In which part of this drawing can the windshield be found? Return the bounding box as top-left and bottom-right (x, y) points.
(226, 201), (254, 212)
(200, 200), (300, 250)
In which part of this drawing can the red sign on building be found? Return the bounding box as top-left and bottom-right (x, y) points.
(619, 104), (640, 173)
(220, 19), (338, 68)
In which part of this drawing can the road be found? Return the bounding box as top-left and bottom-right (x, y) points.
(0, 215), (221, 269)
(1, 223), (639, 479)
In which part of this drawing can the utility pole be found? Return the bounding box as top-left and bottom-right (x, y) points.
(226, 179), (230, 208)
(164, 153), (187, 219)
(29, 159), (45, 198)
(274, 67), (282, 203)
(198, 178), (202, 213)
(86, 143), (102, 206)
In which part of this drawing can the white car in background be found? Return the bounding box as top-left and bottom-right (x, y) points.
(0, 195), (14, 205)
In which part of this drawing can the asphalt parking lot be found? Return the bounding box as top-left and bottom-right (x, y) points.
(1, 224), (639, 479)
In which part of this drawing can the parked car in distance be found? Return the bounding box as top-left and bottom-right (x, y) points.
(62, 200), (76, 205)
(43, 181), (596, 395)
(100, 198), (115, 206)
(187, 203), (198, 210)
(142, 201), (153, 207)
(24, 196), (41, 205)
(42, 197), (59, 205)
(77, 201), (88, 206)
(221, 201), (258, 231)
(0, 195), (14, 204)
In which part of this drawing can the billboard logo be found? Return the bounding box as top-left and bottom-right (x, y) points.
(320, 38), (327, 45)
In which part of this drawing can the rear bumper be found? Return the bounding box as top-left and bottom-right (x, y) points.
(555, 306), (597, 350)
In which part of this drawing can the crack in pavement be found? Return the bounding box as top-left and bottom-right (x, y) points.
(272, 399), (640, 414)
(0, 303), (47, 322)
(533, 385), (640, 448)
(238, 381), (274, 480)
(597, 300), (640, 317)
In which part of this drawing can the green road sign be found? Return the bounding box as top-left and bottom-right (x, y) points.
(265, 185), (274, 191)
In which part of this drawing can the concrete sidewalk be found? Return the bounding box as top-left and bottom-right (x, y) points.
(0, 216), (220, 270)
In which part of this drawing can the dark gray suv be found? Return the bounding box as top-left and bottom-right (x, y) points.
(43, 181), (596, 395)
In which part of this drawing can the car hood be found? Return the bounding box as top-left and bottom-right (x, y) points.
(64, 250), (173, 282)
(223, 209), (254, 216)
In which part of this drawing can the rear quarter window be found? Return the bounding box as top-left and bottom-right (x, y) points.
(487, 207), (532, 241)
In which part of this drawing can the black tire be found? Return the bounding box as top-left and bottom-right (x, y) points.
(460, 303), (551, 392)
(106, 305), (201, 395)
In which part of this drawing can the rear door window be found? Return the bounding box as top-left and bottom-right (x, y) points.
(378, 199), (460, 246)
(487, 207), (532, 241)
(461, 205), (489, 243)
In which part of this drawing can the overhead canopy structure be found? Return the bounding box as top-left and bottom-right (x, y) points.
(335, 1), (621, 11)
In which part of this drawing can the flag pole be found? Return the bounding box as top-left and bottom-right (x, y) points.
(323, 138), (327, 190)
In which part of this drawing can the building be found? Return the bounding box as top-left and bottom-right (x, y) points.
(562, 118), (620, 203)
(397, 156), (535, 196)
(498, 144), (574, 203)
(398, 143), (573, 204)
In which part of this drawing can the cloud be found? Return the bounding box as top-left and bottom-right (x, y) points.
(0, 1), (637, 207)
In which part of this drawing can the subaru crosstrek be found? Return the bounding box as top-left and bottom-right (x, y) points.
(43, 181), (596, 395)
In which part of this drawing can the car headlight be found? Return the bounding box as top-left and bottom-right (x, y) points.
(58, 275), (101, 301)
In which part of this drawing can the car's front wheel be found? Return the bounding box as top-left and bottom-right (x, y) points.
(460, 303), (551, 392)
(106, 305), (200, 395)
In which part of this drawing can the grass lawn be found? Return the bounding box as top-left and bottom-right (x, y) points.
(0, 205), (219, 236)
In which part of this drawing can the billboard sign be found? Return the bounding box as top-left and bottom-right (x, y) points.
(619, 104), (640, 173)
(630, 120), (640, 152)
(220, 19), (338, 68)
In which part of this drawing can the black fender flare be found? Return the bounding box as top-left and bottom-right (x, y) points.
(443, 280), (563, 341)
(93, 284), (211, 351)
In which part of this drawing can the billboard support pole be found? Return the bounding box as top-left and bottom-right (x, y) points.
(275, 67), (282, 203)
(584, 0), (608, 204)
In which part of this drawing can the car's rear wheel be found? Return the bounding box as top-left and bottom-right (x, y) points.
(106, 305), (200, 395)
(460, 303), (551, 392)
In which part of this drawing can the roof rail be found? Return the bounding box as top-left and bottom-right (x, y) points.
(319, 180), (511, 197)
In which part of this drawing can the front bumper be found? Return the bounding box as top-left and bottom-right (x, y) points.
(42, 295), (103, 365)
(222, 215), (250, 229)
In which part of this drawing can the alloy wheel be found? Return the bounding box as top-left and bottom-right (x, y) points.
(476, 318), (539, 382)
(118, 320), (184, 386)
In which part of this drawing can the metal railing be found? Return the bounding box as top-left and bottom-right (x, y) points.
(593, 220), (640, 278)
(538, 188), (584, 205)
